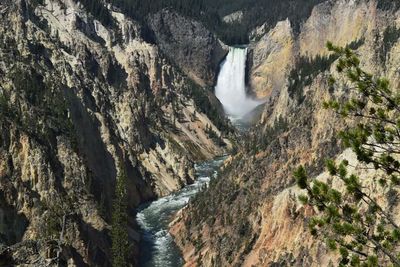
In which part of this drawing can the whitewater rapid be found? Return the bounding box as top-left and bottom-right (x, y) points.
(136, 158), (226, 267)
(215, 47), (262, 119)
(136, 47), (257, 267)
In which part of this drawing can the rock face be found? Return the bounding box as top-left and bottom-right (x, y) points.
(172, 0), (400, 266)
(222, 11), (244, 24)
(248, 19), (294, 99)
(0, 0), (231, 265)
(148, 9), (228, 86)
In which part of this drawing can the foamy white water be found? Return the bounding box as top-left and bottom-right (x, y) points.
(215, 47), (262, 118)
(137, 157), (226, 267)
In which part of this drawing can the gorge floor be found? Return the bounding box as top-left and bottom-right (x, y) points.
(136, 157), (226, 267)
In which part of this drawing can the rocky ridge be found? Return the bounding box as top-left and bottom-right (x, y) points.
(148, 9), (228, 87)
(172, 0), (400, 266)
(0, 0), (231, 265)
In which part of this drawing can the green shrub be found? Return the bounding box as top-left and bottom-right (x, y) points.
(111, 164), (130, 267)
(184, 80), (232, 135)
(107, 0), (324, 45)
(380, 26), (400, 62)
(296, 43), (400, 266)
(288, 54), (338, 103)
(72, 0), (115, 27)
(377, 0), (400, 11)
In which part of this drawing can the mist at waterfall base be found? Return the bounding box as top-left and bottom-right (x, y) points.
(136, 158), (225, 267)
(135, 47), (258, 267)
(215, 47), (263, 121)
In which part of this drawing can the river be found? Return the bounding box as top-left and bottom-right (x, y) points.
(136, 157), (226, 267)
(137, 46), (260, 267)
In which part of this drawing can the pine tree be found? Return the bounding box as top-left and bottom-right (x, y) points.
(111, 163), (130, 267)
(295, 42), (400, 266)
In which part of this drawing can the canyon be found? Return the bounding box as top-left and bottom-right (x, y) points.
(0, 0), (400, 266)
(0, 0), (232, 265)
(172, 0), (400, 266)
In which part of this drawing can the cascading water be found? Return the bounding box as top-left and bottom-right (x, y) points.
(136, 158), (226, 267)
(215, 47), (262, 119)
(136, 47), (258, 267)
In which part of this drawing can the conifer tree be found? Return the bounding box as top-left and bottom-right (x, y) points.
(111, 163), (130, 267)
(295, 42), (400, 266)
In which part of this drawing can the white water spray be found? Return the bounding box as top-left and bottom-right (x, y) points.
(215, 47), (262, 119)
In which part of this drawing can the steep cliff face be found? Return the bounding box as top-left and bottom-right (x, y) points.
(0, 0), (231, 265)
(249, 0), (398, 102)
(248, 19), (294, 99)
(148, 9), (228, 87)
(172, 0), (400, 266)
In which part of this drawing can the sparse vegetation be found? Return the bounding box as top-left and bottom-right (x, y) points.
(288, 54), (338, 103)
(108, 0), (323, 45)
(72, 0), (115, 27)
(246, 117), (288, 154)
(205, 124), (225, 147)
(380, 26), (400, 62)
(111, 163), (130, 267)
(296, 42), (400, 266)
(0, 93), (13, 121)
(183, 156), (260, 265)
(6, 66), (76, 149)
(288, 39), (365, 103)
(377, 0), (400, 11)
(184, 80), (232, 135)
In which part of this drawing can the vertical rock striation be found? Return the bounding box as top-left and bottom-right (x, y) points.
(172, 1), (400, 266)
(0, 0), (232, 265)
(148, 9), (228, 87)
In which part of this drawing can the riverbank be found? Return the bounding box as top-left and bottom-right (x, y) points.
(136, 157), (226, 267)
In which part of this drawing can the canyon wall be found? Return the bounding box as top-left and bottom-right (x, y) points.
(172, 0), (400, 266)
(148, 9), (228, 87)
(0, 0), (231, 265)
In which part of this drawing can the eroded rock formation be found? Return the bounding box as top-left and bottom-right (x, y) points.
(172, 1), (400, 266)
(0, 0), (231, 265)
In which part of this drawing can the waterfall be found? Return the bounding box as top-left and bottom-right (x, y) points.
(215, 47), (261, 119)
